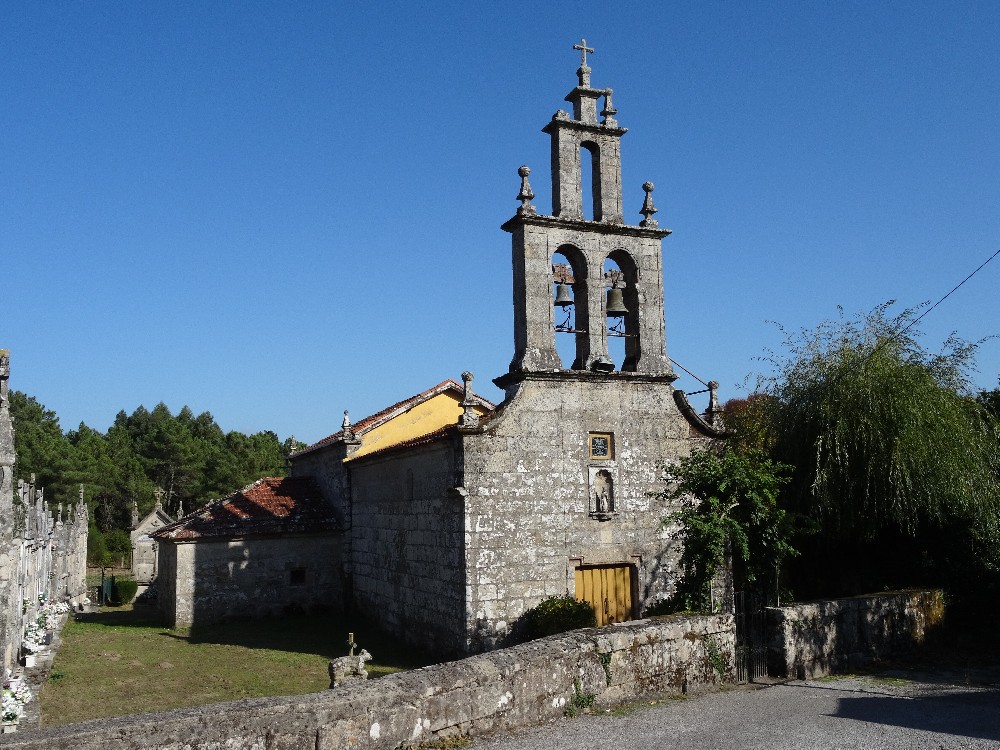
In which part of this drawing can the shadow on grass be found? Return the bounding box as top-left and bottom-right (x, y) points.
(75, 604), (437, 677)
(74, 603), (166, 629)
(173, 610), (436, 676)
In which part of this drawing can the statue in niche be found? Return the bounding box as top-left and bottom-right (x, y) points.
(592, 470), (614, 519)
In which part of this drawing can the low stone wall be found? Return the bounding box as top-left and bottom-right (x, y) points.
(767, 589), (944, 679)
(0, 614), (734, 749)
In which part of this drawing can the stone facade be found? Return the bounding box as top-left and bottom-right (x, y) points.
(158, 534), (343, 628)
(0, 351), (88, 675)
(130, 502), (173, 585)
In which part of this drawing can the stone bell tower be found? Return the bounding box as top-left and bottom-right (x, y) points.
(498, 40), (675, 382)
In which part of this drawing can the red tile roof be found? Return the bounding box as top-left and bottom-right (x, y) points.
(151, 477), (338, 542)
(290, 379), (495, 458)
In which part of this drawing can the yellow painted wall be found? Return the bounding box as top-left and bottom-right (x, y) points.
(347, 392), (490, 460)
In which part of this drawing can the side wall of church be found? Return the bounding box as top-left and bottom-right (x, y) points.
(348, 441), (468, 655)
(461, 375), (693, 651)
(158, 534), (343, 628)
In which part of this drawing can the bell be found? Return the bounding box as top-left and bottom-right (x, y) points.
(606, 287), (627, 318)
(553, 282), (574, 308)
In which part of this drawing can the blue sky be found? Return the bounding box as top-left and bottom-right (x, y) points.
(3, 2), (998, 444)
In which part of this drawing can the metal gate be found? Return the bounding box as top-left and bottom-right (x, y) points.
(734, 590), (769, 683)
(575, 564), (633, 626)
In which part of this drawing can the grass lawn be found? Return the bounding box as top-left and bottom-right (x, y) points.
(40, 603), (434, 727)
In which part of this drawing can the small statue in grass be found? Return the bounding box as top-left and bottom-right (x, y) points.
(328, 632), (372, 688)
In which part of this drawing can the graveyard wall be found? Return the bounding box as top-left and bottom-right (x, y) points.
(0, 613), (734, 750)
(0, 351), (89, 675)
(766, 589), (945, 679)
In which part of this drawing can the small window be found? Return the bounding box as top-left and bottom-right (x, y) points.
(589, 433), (613, 460)
(289, 568), (306, 586)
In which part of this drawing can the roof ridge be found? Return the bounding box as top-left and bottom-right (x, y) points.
(291, 378), (496, 458)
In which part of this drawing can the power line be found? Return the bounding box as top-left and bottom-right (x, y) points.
(899, 246), (1000, 337)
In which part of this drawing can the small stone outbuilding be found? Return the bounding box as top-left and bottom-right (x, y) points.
(152, 477), (342, 628)
(130, 500), (173, 586)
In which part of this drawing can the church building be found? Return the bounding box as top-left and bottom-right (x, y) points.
(285, 44), (725, 654)
(153, 44), (724, 651)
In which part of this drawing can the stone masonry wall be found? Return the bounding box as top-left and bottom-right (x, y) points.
(349, 441), (467, 655)
(0, 614), (734, 750)
(0, 353), (89, 674)
(462, 374), (693, 650)
(767, 589), (945, 679)
(159, 533), (342, 628)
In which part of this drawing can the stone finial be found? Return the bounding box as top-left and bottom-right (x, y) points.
(458, 371), (480, 429)
(600, 88), (617, 126)
(0, 349), (9, 402)
(573, 38), (594, 87)
(707, 381), (724, 427)
(58, 503), (64, 524)
(177, 499), (184, 517)
(131, 499), (139, 526)
(153, 487), (164, 510)
(640, 181), (659, 227)
(342, 410), (355, 442)
(516, 166), (536, 216)
(78, 484), (84, 503)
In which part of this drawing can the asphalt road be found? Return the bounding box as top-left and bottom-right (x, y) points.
(471, 671), (1000, 750)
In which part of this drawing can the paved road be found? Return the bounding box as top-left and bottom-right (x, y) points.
(471, 671), (1000, 750)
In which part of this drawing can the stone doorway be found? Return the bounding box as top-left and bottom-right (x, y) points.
(575, 563), (634, 626)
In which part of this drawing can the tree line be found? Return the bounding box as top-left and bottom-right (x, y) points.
(9, 394), (303, 562)
(656, 302), (1000, 613)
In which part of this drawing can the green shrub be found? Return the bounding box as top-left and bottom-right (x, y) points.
(518, 595), (596, 640)
(643, 597), (687, 617)
(112, 578), (138, 605)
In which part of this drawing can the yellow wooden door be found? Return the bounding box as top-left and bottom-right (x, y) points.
(575, 564), (633, 626)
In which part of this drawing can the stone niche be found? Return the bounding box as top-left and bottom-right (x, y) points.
(588, 467), (616, 521)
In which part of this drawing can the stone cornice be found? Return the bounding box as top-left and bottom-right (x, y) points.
(500, 213), (671, 239)
(541, 118), (627, 138)
(493, 368), (678, 390)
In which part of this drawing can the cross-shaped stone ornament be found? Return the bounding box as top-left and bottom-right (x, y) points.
(573, 38), (594, 67)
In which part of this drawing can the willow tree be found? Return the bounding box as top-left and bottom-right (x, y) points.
(756, 302), (1000, 595)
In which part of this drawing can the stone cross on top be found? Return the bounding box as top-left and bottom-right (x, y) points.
(573, 38), (594, 86)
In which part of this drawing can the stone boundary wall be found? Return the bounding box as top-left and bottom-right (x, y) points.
(0, 614), (734, 749)
(767, 589), (944, 679)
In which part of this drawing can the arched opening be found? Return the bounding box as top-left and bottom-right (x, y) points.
(552, 246), (589, 369)
(604, 251), (641, 371)
(580, 141), (602, 221)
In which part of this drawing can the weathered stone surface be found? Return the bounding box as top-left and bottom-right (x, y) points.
(158, 533), (342, 628)
(766, 589), (945, 679)
(0, 352), (88, 677)
(0, 615), (734, 750)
